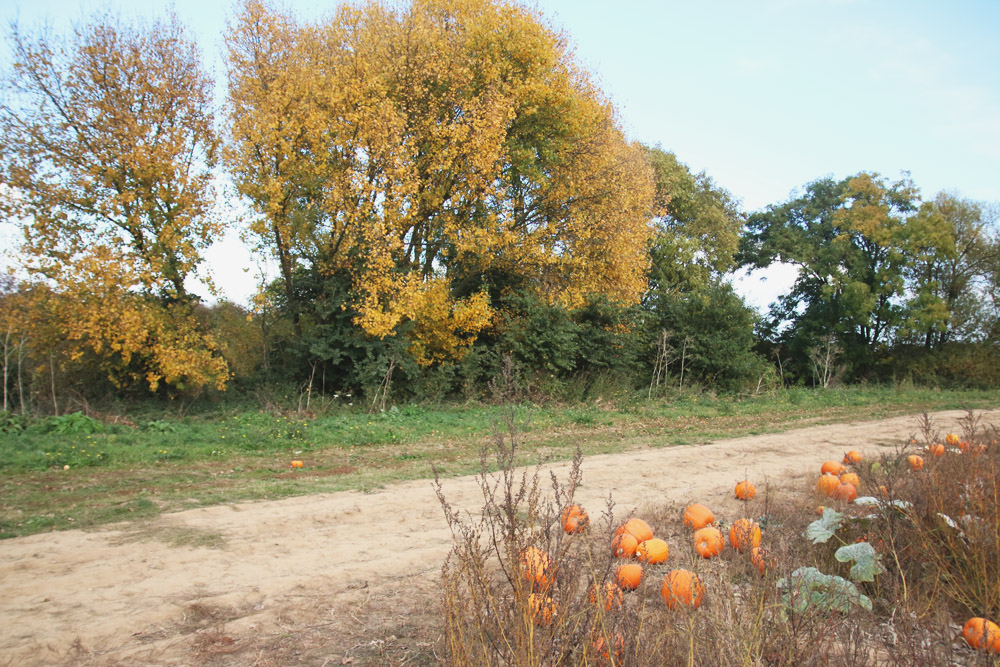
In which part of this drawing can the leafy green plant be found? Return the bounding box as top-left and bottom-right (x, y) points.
(45, 412), (104, 435)
(779, 567), (873, 613)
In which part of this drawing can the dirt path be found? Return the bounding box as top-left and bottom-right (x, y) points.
(1, 408), (996, 666)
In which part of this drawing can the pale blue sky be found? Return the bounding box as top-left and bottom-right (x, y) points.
(3, 0), (999, 307)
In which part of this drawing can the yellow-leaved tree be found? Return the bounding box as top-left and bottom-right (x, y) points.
(0, 13), (229, 395)
(224, 0), (655, 366)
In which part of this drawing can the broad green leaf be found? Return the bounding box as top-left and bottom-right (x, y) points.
(805, 507), (844, 544)
(778, 566), (873, 613)
(834, 542), (886, 582)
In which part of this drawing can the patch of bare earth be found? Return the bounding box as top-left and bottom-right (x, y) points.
(1, 409), (996, 665)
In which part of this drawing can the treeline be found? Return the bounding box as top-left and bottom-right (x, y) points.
(0, 0), (998, 414)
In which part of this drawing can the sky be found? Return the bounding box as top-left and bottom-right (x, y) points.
(3, 0), (999, 311)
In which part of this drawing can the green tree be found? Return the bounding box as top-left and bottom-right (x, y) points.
(644, 146), (743, 294)
(739, 173), (920, 381)
(900, 193), (999, 347)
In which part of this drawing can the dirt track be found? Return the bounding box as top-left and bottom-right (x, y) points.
(1, 408), (996, 665)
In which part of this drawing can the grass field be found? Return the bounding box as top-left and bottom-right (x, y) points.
(2, 386), (998, 539)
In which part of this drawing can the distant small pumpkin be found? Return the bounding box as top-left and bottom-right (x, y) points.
(616, 563), (644, 591)
(682, 503), (715, 530)
(661, 569), (704, 609)
(734, 480), (756, 501)
(907, 454), (924, 471)
(693, 526), (724, 558)
(290, 460), (304, 468)
(560, 504), (589, 534)
(729, 518), (761, 553)
(962, 617), (1000, 653)
(843, 450), (863, 465)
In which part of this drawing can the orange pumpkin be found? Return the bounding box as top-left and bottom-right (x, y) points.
(945, 433), (960, 447)
(816, 505), (826, 515)
(613, 532), (639, 558)
(683, 503), (715, 530)
(588, 581), (624, 612)
(693, 526), (724, 558)
(734, 480), (756, 501)
(617, 518), (654, 543)
(661, 569), (705, 609)
(962, 617), (1000, 653)
(528, 593), (556, 626)
(729, 518), (762, 553)
(957, 440), (972, 453)
(839, 472), (860, 487)
(843, 450), (863, 465)
(907, 454), (924, 471)
(290, 460), (304, 468)
(750, 546), (768, 575)
(831, 482), (858, 503)
(821, 460), (846, 476)
(637, 538), (670, 564)
(519, 546), (554, 591)
(877, 484), (889, 497)
(561, 504), (589, 534)
(616, 563), (644, 591)
(817, 474), (840, 497)
(927, 443), (945, 457)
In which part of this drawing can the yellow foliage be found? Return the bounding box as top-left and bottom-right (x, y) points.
(225, 0), (655, 360)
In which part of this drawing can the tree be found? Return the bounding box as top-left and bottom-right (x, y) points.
(0, 12), (229, 393)
(739, 173), (920, 380)
(224, 0), (655, 372)
(643, 145), (743, 294)
(900, 193), (999, 347)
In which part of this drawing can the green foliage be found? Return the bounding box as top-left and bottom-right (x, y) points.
(45, 412), (105, 435)
(644, 282), (767, 392)
(778, 566), (874, 613)
(834, 542), (886, 583)
(805, 507), (844, 544)
(0, 411), (28, 434)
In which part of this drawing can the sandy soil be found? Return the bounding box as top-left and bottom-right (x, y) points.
(1, 408), (996, 666)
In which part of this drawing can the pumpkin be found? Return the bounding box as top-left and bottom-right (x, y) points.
(734, 480), (756, 501)
(661, 569), (705, 609)
(927, 443), (945, 457)
(616, 563), (644, 591)
(613, 532), (639, 558)
(831, 482), (858, 503)
(528, 593), (556, 626)
(519, 546), (554, 591)
(843, 450), (863, 465)
(958, 440), (972, 453)
(750, 546), (768, 575)
(839, 472), (860, 487)
(637, 538), (670, 564)
(592, 633), (625, 663)
(588, 581), (624, 612)
(561, 504), (589, 534)
(821, 460), (846, 476)
(877, 484), (889, 497)
(816, 505), (826, 515)
(907, 454), (924, 471)
(617, 518), (654, 543)
(693, 526), (724, 558)
(729, 518), (762, 552)
(945, 433), (960, 447)
(683, 503), (715, 530)
(290, 460), (304, 468)
(961, 617), (1000, 653)
(816, 474), (840, 497)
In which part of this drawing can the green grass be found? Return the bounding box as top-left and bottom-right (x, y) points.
(1, 386), (997, 539)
